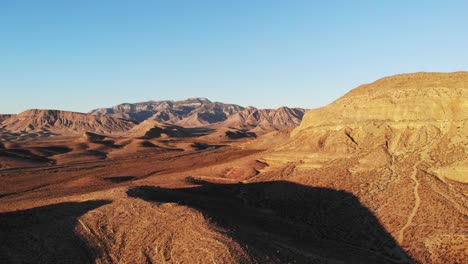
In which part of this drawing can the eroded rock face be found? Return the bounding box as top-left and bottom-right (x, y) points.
(263, 72), (468, 262)
(224, 107), (305, 132)
(295, 72), (468, 132)
(90, 98), (306, 133)
(90, 98), (245, 125)
(287, 72), (468, 156)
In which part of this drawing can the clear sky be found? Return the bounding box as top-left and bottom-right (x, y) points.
(1, 1), (467, 114)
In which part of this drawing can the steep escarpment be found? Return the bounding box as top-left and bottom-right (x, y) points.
(287, 72), (468, 157)
(261, 72), (468, 263)
(295, 72), (468, 133)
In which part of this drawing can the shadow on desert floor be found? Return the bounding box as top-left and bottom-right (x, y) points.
(128, 179), (414, 263)
(0, 200), (111, 264)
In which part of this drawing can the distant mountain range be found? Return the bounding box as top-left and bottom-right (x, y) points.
(89, 98), (244, 124)
(0, 99), (306, 138)
(89, 98), (306, 133)
(89, 98), (306, 129)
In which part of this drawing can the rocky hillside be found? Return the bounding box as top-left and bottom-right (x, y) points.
(89, 98), (245, 125)
(91, 98), (306, 133)
(2, 109), (136, 135)
(127, 119), (212, 139)
(259, 72), (468, 263)
(0, 114), (14, 123)
(294, 72), (468, 134)
(223, 106), (305, 132)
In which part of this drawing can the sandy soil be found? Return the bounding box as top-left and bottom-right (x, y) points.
(0, 133), (414, 264)
(1, 72), (467, 263)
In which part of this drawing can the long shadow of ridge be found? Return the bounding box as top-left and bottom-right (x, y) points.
(128, 180), (414, 264)
(0, 200), (111, 264)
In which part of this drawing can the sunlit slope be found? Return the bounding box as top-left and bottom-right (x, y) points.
(258, 72), (468, 263)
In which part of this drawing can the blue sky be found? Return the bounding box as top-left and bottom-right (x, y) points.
(1, 1), (467, 113)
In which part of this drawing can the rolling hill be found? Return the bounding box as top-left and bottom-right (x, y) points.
(1, 109), (136, 136)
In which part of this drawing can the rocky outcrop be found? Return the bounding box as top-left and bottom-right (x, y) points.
(224, 107), (305, 132)
(90, 98), (245, 125)
(295, 72), (468, 133)
(264, 72), (468, 262)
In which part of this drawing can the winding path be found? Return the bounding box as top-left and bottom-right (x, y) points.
(397, 142), (433, 245)
(397, 159), (422, 244)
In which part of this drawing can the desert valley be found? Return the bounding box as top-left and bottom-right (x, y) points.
(0, 72), (466, 263)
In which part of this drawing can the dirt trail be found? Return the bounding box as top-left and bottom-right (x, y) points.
(397, 159), (422, 244)
(397, 144), (433, 244)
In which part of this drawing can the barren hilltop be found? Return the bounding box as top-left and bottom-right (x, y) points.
(0, 109), (136, 139)
(0, 72), (466, 263)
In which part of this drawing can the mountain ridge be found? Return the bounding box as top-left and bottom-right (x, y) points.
(89, 98), (245, 124)
(90, 97), (307, 134)
(1, 109), (136, 135)
(1, 100), (307, 139)
(293, 71), (468, 136)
